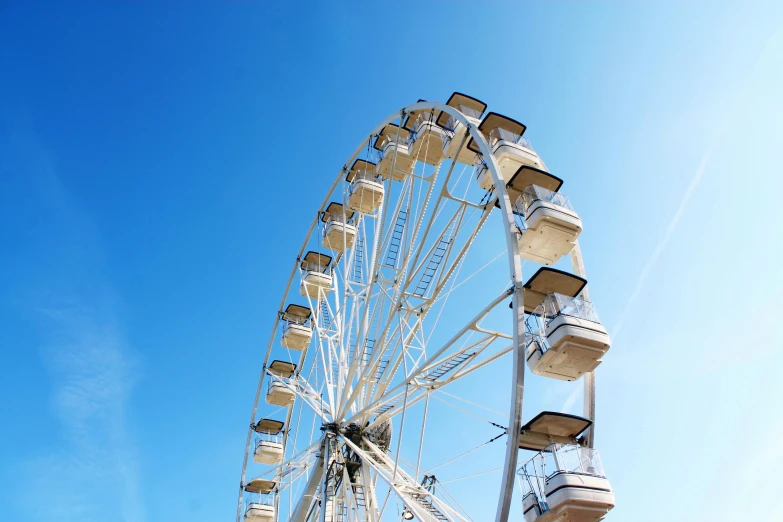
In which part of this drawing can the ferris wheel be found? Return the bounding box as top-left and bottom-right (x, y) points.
(237, 94), (616, 522)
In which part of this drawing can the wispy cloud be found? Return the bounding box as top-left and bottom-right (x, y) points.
(561, 383), (582, 414)
(4, 122), (145, 522)
(31, 302), (145, 522)
(611, 25), (782, 340)
(611, 150), (712, 339)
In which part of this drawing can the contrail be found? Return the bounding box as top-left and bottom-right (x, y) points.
(611, 23), (782, 340)
(611, 150), (712, 339)
(3, 121), (145, 522)
(562, 383), (582, 414)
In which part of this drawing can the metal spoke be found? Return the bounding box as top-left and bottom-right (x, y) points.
(234, 98), (607, 522)
(340, 436), (469, 522)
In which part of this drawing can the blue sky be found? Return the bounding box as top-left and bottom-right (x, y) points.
(1, 1), (782, 521)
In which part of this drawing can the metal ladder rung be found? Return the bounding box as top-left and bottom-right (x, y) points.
(362, 339), (375, 365)
(321, 300), (332, 329)
(365, 449), (451, 521)
(413, 220), (458, 297)
(423, 351), (476, 380)
(353, 236), (365, 283)
(375, 393), (406, 416)
(409, 493), (449, 521)
(385, 209), (408, 268)
(373, 346), (395, 382)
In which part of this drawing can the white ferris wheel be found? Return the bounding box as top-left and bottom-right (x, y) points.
(237, 94), (616, 522)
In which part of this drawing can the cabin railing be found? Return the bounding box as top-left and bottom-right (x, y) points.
(489, 127), (535, 151)
(268, 375), (292, 390)
(350, 170), (382, 184)
(377, 134), (410, 161)
(546, 444), (605, 478)
(518, 444), (607, 503)
(255, 432), (282, 445)
(245, 492), (275, 508)
(525, 294), (601, 348)
(408, 112), (440, 144)
(301, 261), (331, 275)
(514, 186), (575, 214)
(545, 293), (600, 324)
(512, 187), (575, 234)
(323, 214), (352, 227)
(442, 105), (482, 134)
(283, 314), (310, 327)
(456, 104), (482, 120)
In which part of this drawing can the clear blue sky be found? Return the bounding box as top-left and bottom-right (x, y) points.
(1, 1), (782, 521)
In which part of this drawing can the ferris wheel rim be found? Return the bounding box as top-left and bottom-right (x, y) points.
(238, 100), (532, 522)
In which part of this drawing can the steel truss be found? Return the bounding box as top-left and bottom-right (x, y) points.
(236, 101), (598, 522)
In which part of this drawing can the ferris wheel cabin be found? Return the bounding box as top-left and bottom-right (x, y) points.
(243, 479), (277, 522)
(518, 411), (593, 452)
(523, 268), (611, 381)
(321, 202), (356, 253)
(519, 427), (614, 522)
(299, 251), (333, 298)
(437, 92), (487, 164)
(469, 113), (544, 190)
(347, 159), (385, 213)
(252, 418), (285, 465)
(280, 304), (312, 351)
(406, 104), (447, 165)
(374, 124), (415, 181)
(265, 360), (296, 407)
(506, 166), (582, 265)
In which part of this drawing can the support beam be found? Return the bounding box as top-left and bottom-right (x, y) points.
(340, 435), (469, 522)
(570, 240), (596, 448)
(291, 446), (326, 522)
(345, 289), (511, 426)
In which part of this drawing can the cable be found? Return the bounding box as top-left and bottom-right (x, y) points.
(422, 430), (506, 475)
(431, 393), (505, 429)
(436, 467), (503, 486)
(437, 389), (507, 419)
(430, 248), (507, 306)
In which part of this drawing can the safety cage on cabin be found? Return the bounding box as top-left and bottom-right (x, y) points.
(243, 479), (277, 522)
(264, 360), (297, 407)
(236, 92), (618, 522)
(299, 251), (333, 299)
(522, 268), (611, 381)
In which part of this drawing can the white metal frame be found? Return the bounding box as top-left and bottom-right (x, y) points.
(236, 101), (598, 522)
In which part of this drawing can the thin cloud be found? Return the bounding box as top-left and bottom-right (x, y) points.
(611, 151), (711, 339)
(611, 24), (781, 340)
(4, 123), (145, 522)
(34, 303), (145, 522)
(561, 383), (582, 414)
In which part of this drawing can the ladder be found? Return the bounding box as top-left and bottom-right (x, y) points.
(336, 501), (348, 522)
(409, 493), (450, 521)
(374, 392), (406, 416)
(361, 307), (382, 368)
(321, 299), (332, 329)
(361, 339), (375, 366)
(323, 461), (337, 522)
(362, 445), (452, 522)
(422, 350), (477, 381)
(337, 453), (371, 522)
(349, 464), (370, 522)
(353, 236), (365, 283)
(373, 345), (394, 383)
(332, 359), (341, 393)
(373, 329), (401, 383)
(384, 209), (408, 268)
(353, 483), (366, 510)
(413, 220), (458, 297)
